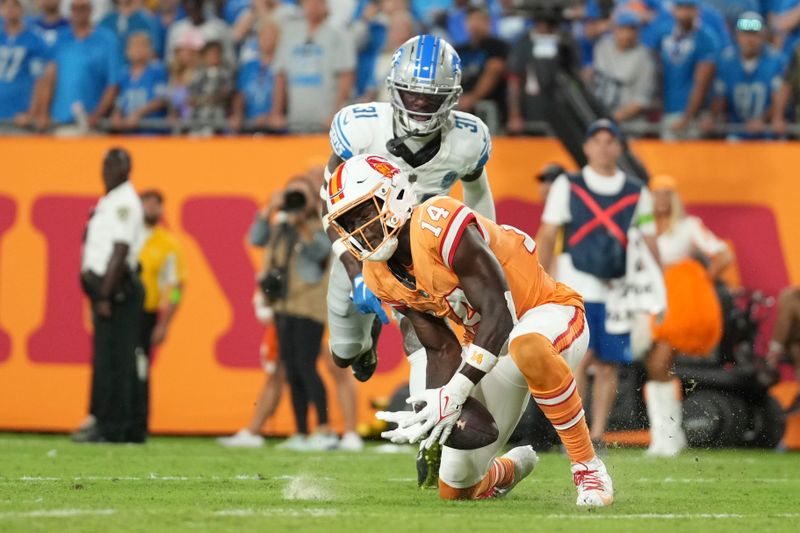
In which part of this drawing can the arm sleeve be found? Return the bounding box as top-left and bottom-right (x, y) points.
(634, 187), (656, 236)
(541, 175), (572, 226)
(111, 201), (138, 245)
(249, 214), (272, 247)
(462, 169), (496, 222)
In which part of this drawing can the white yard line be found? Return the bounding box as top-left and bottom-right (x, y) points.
(0, 509), (116, 518)
(213, 508), (338, 518)
(636, 477), (796, 484)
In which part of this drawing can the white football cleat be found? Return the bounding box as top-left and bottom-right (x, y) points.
(217, 429), (265, 448)
(493, 445), (539, 498)
(276, 434), (310, 451)
(338, 431), (365, 452)
(305, 432), (340, 451)
(572, 457), (614, 507)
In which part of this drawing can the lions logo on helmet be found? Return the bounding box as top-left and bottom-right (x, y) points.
(386, 35), (463, 135)
(326, 155), (416, 262)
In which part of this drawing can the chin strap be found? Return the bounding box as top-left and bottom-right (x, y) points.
(385, 128), (419, 158)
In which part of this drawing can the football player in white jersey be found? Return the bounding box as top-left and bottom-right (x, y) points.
(320, 35), (495, 486)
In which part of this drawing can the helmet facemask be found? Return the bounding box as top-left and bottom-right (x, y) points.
(329, 182), (412, 262)
(389, 82), (462, 135)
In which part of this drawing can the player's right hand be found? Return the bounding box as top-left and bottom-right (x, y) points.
(352, 273), (390, 324)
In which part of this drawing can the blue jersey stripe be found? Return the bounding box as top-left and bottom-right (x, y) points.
(333, 112), (353, 159)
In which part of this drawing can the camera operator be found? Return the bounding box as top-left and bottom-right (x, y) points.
(254, 175), (337, 451)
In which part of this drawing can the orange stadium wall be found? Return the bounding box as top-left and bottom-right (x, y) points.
(0, 137), (799, 442)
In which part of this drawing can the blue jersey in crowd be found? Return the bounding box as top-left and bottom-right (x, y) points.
(660, 25), (719, 113)
(0, 27), (51, 119)
(29, 16), (71, 50)
(629, 1), (731, 51)
(116, 60), (168, 118)
(777, 0), (800, 57)
(237, 58), (275, 119)
(50, 27), (121, 124)
(99, 10), (160, 65)
(223, 0), (251, 25)
(715, 46), (785, 125)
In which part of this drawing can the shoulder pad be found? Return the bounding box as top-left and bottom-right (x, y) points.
(329, 103), (381, 160)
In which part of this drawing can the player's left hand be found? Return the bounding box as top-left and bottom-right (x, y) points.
(376, 373), (474, 448)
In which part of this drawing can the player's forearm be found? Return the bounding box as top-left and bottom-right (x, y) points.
(461, 170), (496, 221)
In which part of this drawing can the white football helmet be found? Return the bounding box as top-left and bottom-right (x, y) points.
(325, 154), (415, 262)
(387, 35), (463, 135)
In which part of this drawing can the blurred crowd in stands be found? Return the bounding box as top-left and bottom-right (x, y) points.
(3, 0), (800, 139)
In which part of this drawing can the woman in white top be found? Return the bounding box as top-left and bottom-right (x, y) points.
(644, 175), (734, 457)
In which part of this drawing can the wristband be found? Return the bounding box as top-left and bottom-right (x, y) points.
(464, 344), (499, 374)
(332, 238), (348, 258)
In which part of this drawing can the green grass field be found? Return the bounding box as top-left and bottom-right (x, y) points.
(0, 434), (798, 532)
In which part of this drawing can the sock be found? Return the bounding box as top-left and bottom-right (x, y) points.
(438, 457), (515, 500)
(407, 348), (427, 396)
(510, 333), (594, 464)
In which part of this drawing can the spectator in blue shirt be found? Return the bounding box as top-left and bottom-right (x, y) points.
(659, 0), (719, 140)
(153, 0), (184, 59)
(30, 0), (71, 50)
(39, 0), (121, 129)
(705, 11), (787, 139)
(0, 0), (51, 124)
(351, 0), (387, 98)
(230, 20), (278, 132)
(624, 0), (731, 50)
(775, 0), (800, 56)
(110, 32), (168, 132)
(99, 0), (160, 65)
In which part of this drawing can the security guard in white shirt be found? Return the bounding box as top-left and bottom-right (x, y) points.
(77, 148), (145, 443)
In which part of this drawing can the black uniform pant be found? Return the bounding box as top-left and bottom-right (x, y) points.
(130, 310), (158, 442)
(275, 313), (327, 435)
(89, 280), (144, 443)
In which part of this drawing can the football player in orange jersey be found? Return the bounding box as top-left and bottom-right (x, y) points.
(325, 154), (614, 506)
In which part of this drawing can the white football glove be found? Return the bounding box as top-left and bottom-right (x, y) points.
(376, 373), (473, 448)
